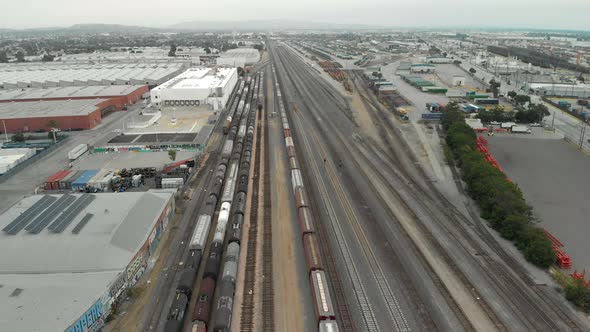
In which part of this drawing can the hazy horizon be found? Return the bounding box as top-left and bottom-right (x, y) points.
(1, 0), (590, 31)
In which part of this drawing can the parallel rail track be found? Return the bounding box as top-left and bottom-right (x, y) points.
(261, 98), (275, 332)
(240, 92), (263, 332)
(273, 44), (433, 331)
(352, 70), (585, 331)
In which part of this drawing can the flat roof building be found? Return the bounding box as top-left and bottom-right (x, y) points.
(150, 67), (238, 111)
(0, 63), (186, 89)
(0, 99), (111, 133)
(0, 191), (175, 332)
(217, 48), (261, 68)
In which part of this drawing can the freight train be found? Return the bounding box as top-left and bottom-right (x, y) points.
(272, 64), (340, 331)
(163, 72), (261, 332)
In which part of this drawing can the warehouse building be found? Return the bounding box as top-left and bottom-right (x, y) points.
(0, 63), (185, 89)
(0, 148), (36, 174)
(0, 99), (115, 133)
(150, 67), (238, 111)
(217, 48), (261, 68)
(0, 85), (148, 107)
(0, 191), (175, 332)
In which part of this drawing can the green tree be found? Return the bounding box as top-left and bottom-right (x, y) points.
(489, 79), (501, 98)
(469, 67), (476, 74)
(204, 47), (211, 54)
(507, 91), (518, 99)
(11, 132), (25, 142)
(15, 51), (25, 62)
(0, 50), (8, 63)
(514, 94), (531, 105)
(168, 150), (177, 162)
(168, 43), (177, 57)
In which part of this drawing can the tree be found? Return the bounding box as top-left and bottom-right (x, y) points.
(253, 44), (264, 51)
(15, 51), (25, 62)
(168, 43), (177, 57)
(237, 67), (245, 77)
(42, 54), (55, 62)
(507, 91), (518, 99)
(514, 94), (531, 105)
(469, 67), (477, 74)
(204, 47), (211, 54)
(0, 50), (8, 63)
(11, 132), (25, 142)
(168, 150), (177, 162)
(489, 79), (501, 98)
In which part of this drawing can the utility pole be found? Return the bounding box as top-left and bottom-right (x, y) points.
(551, 111), (556, 131)
(2, 120), (8, 142)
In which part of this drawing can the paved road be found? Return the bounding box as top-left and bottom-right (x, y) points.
(0, 103), (143, 213)
(271, 41), (590, 332)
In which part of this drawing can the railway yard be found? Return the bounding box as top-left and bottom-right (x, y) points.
(3, 30), (590, 332)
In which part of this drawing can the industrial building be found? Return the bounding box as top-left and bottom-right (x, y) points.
(217, 48), (261, 68)
(0, 148), (36, 174)
(0, 85), (148, 106)
(0, 191), (175, 332)
(150, 67), (238, 111)
(0, 99), (114, 133)
(0, 63), (186, 89)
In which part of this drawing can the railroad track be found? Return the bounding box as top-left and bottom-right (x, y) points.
(271, 47), (356, 332)
(142, 152), (218, 332)
(351, 70), (586, 331)
(274, 45), (494, 330)
(239, 95), (262, 332)
(261, 93), (275, 332)
(273, 45), (421, 331)
(240, 89), (275, 332)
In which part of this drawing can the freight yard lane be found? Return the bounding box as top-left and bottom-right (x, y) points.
(266, 67), (315, 332)
(272, 41), (590, 332)
(272, 43), (443, 332)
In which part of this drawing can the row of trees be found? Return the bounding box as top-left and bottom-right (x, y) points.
(476, 103), (549, 125)
(443, 103), (555, 268)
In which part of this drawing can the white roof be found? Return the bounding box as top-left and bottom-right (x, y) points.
(152, 67), (237, 92)
(0, 191), (173, 332)
(0, 85), (146, 101)
(0, 99), (108, 118)
(0, 63), (184, 86)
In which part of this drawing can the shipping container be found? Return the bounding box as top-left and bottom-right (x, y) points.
(190, 215), (211, 251)
(71, 169), (99, 191)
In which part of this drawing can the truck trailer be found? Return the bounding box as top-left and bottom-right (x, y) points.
(511, 126), (532, 134)
(68, 144), (88, 161)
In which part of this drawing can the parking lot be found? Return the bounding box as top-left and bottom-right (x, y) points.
(488, 136), (590, 273)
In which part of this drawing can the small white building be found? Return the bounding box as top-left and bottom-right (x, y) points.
(150, 67), (239, 111)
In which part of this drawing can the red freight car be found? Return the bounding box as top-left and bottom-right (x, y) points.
(294, 186), (309, 209)
(298, 206), (315, 237)
(192, 277), (216, 324)
(303, 233), (323, 273)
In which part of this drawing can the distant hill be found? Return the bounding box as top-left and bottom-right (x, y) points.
(168, 19), (382, 31)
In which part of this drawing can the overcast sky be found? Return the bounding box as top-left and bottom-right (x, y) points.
(1, 0), (589, 30)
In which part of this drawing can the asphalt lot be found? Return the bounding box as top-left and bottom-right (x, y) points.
(488, 136), (590, 273)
